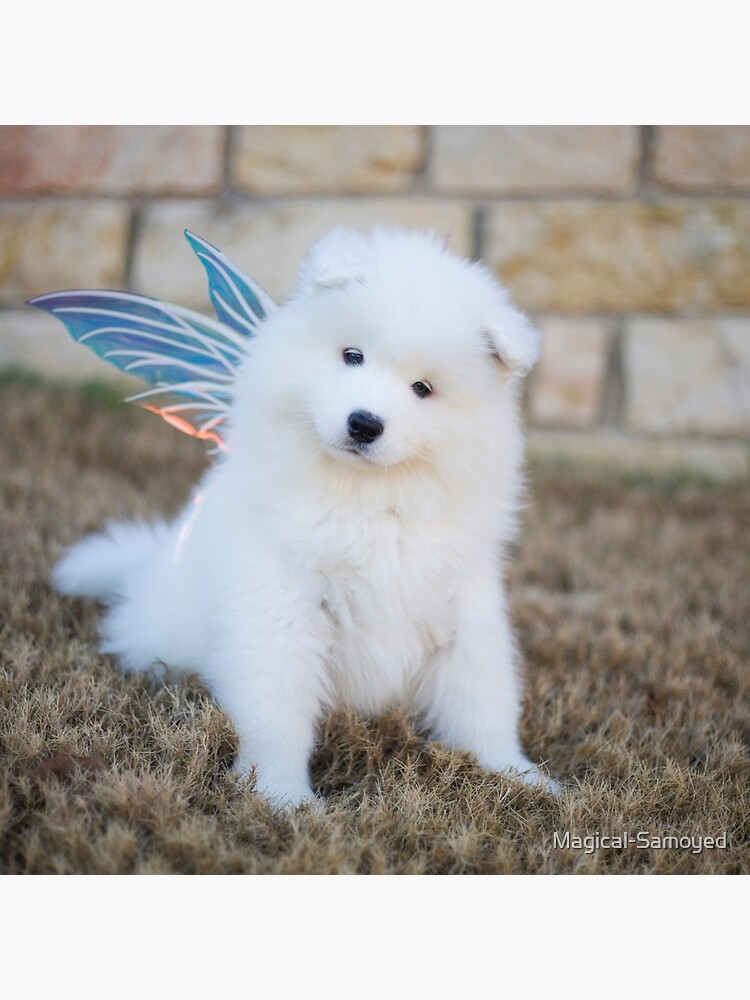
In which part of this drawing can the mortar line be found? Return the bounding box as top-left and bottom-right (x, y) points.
(601, 317), (625, 428)
(123, 202), (141, 292)
(638, 125), (657, 194)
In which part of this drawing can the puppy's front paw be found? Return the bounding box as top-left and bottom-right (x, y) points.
(233, 758), (321, 809)
(260, 780), (322, 810)
(509, 763), (561, 795)
(482, 751), (561, 795)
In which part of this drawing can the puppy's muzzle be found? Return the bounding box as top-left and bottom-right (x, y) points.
(347, 410), (384, 444)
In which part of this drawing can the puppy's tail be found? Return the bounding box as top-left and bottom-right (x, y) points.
(52, 520), (169, 601)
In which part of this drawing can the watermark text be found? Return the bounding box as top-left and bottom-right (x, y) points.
(552, 831), (729, 855)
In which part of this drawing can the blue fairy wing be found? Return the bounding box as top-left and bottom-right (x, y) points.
(27, 289), (250, 451)
(184, 230), (277, 335)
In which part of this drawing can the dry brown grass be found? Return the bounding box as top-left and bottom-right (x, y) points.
(1, 373), (748, 874)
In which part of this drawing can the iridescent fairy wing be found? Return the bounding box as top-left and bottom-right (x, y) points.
(28, 234), (277, 452)
(28, 289), (250, 452)
(184, 230), (277, 334)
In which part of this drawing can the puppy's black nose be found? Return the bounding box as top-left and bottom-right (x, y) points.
(347, 410), (384, 444)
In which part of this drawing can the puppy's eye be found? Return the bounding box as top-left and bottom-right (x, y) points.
(343, 348), (364, 366)
(412, 380), (433, 398)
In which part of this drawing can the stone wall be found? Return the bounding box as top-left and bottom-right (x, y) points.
(1, 125), (748, 478)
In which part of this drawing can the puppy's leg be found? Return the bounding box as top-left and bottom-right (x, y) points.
(417, 571), (559, 793)
(205, 569), (331, 809)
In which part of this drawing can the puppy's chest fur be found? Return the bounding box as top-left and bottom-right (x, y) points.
(298, 501), (466, 710)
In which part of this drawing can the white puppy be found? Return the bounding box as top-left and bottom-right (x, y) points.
(55, 226), (558, 805)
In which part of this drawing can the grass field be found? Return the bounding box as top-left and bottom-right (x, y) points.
(1, 374), (748, 874)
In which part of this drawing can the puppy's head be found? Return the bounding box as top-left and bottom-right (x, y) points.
(242, 227), (540, 472)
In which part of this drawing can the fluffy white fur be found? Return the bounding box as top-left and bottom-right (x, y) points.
(54, 227), (559, 805)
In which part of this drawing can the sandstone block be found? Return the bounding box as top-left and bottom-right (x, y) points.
(230, 126), (425, 194)
(132, 199), (472, 304)
(0, 126), (224, 195)
(529, 317), (613, 427)
(430, 126), (639, 194)
(623, 317), (750, 435)
(652, 126), (750, 192)
(0, 201), (129, 306)
(485, 201), (750, 312)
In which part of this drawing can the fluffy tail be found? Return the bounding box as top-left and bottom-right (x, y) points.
(52, 520), (169, 601)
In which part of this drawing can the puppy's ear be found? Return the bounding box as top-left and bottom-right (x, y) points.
(298, 227), (368, 295)
(482, 299), (542, 378)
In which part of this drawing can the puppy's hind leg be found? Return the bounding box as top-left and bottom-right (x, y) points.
(98, 526), (206, 676)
